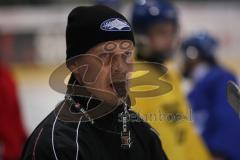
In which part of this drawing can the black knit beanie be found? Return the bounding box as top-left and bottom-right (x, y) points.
(66, 5), (135, 60)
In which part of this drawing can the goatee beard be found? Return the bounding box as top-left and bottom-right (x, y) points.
(112, 81), (127, 99)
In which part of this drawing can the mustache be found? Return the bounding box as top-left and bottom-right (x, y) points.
(112, 81), (127, 98)
(111, 72), (128, 82)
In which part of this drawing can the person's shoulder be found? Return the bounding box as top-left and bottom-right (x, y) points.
(21, 104), (93, 159)
(200, 66), (236, 87)
(130, 111), (168, 159)
(21, 110), (57, 159)
(210, 66), (236, 79)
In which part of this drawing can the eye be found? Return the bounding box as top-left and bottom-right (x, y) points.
(99, 53), (110, 59)
(124, 51), (133, 58)
(122, 51), (133, 63)
(99, 52), (111, 64)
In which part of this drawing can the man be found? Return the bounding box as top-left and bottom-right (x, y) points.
(131, 1), (211, 160)
(181, 32), (240, 160)
(21, 5), (167, 160)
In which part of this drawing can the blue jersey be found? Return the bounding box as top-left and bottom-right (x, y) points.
(188, 65), (240, 160)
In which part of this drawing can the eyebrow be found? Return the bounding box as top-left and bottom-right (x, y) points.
(97, 51), (114, 55)
(93, 46), (134, 55)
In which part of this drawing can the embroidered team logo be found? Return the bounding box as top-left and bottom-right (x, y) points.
(100, 18), (131, 31)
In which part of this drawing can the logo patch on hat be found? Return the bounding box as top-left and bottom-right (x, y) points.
(100, 18), (131, 31)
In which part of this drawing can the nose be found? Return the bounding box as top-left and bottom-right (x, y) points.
(111, 54), (128, 74)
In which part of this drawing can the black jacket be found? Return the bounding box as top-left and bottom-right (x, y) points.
(21, 100), (168, 160)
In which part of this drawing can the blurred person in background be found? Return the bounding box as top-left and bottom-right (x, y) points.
(0, 48), (27, 159)
(181, 32), (240, 160)
(131, 0), (211, 159)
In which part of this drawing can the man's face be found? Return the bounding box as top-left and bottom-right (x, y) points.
(147, 22), (178, 57)
(182, 47), (201, 78)
(70, 40), (134, 106)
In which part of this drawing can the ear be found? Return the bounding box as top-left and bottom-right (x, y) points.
(67, 62), (84, 85)
(67, 55), (90, 73)
(67, 59), (83, 74)
(67, 59), (87, 84)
